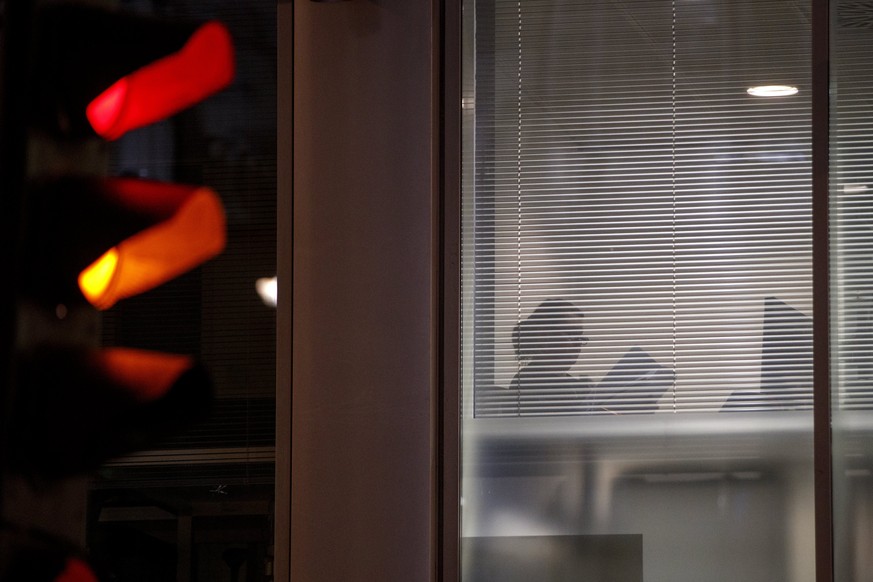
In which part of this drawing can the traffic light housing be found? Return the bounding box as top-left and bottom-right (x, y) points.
(0, 1), (238, 578)
(8, 1), (236, 476)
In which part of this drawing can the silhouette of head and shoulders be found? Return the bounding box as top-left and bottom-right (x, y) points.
(509, 298), (593, 414)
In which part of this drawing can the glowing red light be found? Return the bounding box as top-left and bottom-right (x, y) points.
(86, 21), (235, 140)
(86, 79), (128, 133)
(55, 558), (98, 582)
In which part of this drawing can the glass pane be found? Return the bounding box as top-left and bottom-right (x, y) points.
(461, 1), (815, 580)
(831, 2), (873, 580)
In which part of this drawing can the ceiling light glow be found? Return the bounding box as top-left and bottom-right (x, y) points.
(747, 85), (798, 97)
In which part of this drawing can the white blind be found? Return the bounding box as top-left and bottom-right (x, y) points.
(469, 0), (812, 416)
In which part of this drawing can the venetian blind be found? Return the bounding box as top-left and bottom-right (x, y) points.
(470, 0), (813, 416)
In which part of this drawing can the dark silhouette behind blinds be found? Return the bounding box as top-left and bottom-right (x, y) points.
(474, 299), (673, 417)
(723, 297), (813, 410)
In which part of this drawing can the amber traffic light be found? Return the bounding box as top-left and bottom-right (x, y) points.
(23, 177), (226, 311)
(75, 179), (226, 310)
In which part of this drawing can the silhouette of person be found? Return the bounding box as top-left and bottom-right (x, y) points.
(509, 298), (594, 415)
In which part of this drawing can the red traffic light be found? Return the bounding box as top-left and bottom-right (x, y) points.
(86, 21), (234, 140)
(32, 5), (236, 138)
(54, 558), (98, 582)
(0, 524), (100, 581)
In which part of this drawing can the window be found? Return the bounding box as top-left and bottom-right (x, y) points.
(461, 2), (816, 581)
(468, 0), (813, 418)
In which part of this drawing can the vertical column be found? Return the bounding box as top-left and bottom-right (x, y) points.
(287, 1), (439, 581)
(274, 1), (293, 581)
(811, 0), (833, 579)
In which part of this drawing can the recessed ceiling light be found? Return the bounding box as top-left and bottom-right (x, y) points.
(747, 85), (799, 97)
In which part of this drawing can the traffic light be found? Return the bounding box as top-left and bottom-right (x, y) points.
(10, 345), (212, 477)
(32, 2), (235, 140)
(9, 1), (235, 477)
(23, 177), (226, 311)
(0, 1), (237, 578)
(0, 522), (100, 581)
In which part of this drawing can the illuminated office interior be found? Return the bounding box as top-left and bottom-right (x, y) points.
(458, 0), (873, 581)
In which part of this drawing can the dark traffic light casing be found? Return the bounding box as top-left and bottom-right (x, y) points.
(10, 0), (235, 477)
(0, 1), (237, 578)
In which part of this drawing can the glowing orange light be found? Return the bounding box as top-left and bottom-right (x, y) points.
(98, 348), (193, 402)
(86, 21), (235, 140)
(78, 183), (225, 310)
